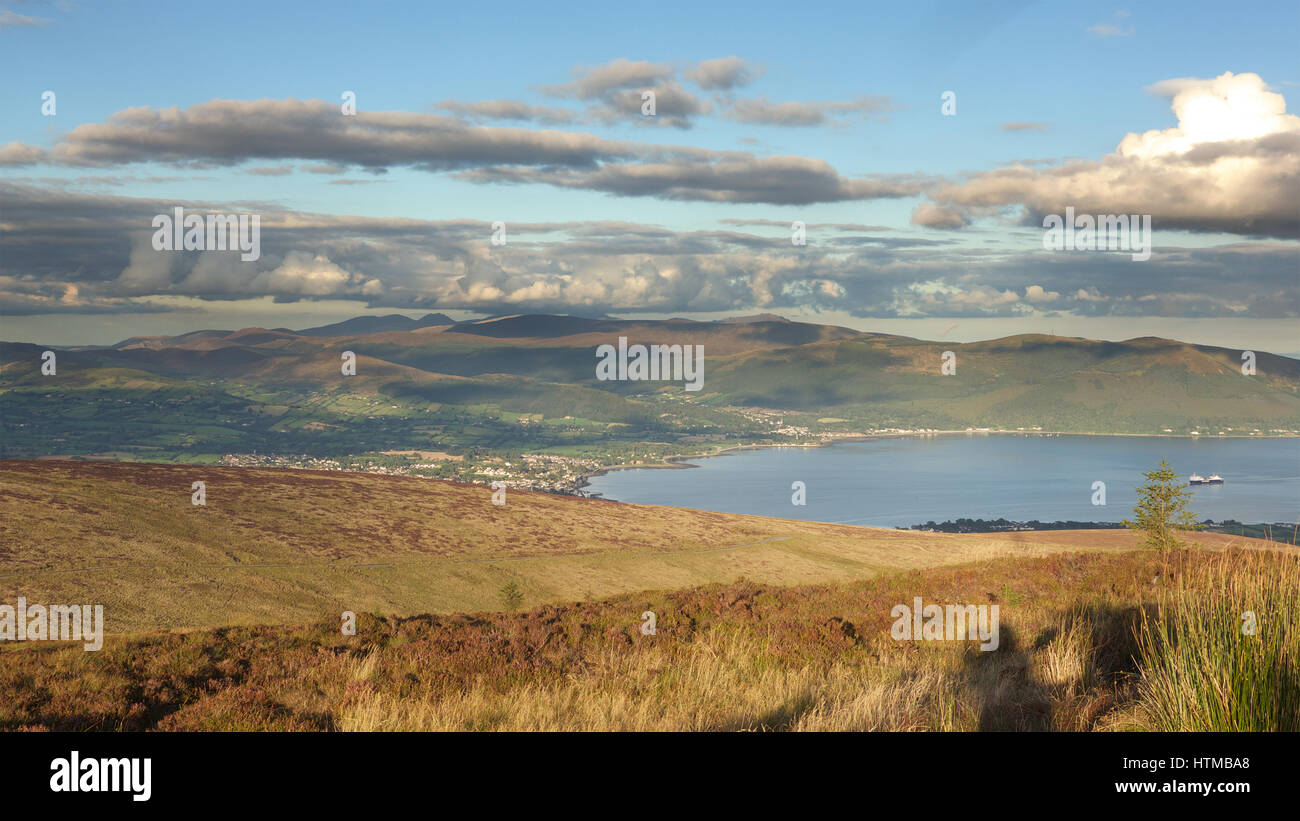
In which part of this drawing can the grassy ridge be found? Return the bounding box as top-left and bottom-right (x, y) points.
(0, 460), (1209, 632)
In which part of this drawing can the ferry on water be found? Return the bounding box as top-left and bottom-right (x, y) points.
(1189, 474), (1225, 485)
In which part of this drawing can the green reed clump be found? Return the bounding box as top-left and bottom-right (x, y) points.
(1136, 549), (1299, 731)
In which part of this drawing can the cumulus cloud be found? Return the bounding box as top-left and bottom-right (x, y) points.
(166, 248), (379, 300)
(436, 99), (578, 125)
(0, 141), (46, 166)
(1002, 121), (1051, 132)
(4, 68), (1295, 321)
(0, 275), (163, 316)
(1024, 284), (1061, 303)
(42, 98), (637, 170)
(917, 72), (1300, 238)
(117, 233), (175, 294)
(686, 57), (764, 90)
(250, 251), (380, 297)
(540, 58), (675, 99)
(454, 156), (927, 204)
(908, 282), (1021, 314)
(586, 81), (712, 129)
(728, 95), (895, 127)
(911, 203), (969, 229)
(2, 183), (1294, 321)
(1087, 10), (1134, 38)
(1127, 72), (1299, 154)
(540, 58), (754, 129)
(13, 97), (913, 203)
(719, 219), (894, 232)
(0, 10), (48, 29)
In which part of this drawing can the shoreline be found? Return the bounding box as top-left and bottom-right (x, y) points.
(574, 429), (1300, 493)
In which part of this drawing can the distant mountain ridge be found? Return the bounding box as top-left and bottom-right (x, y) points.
(287, 313), (456, 337)
(2, 313), (1298, 459)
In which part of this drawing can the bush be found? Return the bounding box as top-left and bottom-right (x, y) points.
(498, 581), (523, 611)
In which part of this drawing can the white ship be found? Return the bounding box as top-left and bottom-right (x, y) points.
(1189, 474), (1206, 484)
(1206, 474), (1224, 484)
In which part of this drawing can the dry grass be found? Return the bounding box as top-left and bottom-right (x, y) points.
(5, 546), (1294, 732)
(0, 459), (1231, 632)
(4, 461), (1293, 732)
(338, 639), (964, 732)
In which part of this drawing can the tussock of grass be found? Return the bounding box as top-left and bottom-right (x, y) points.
(1133, 550), (1299, 731)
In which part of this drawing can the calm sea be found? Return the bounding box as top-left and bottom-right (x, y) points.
(583, 435), (1300, 528)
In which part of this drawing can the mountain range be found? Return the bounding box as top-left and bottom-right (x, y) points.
(2, 313), (1298, 461)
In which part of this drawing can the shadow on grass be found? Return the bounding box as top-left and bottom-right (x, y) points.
(961, 604), (1148, 731)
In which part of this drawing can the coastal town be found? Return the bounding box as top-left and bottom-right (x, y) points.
(218, 450), (606, 494)
(216, 420), (1299, 497)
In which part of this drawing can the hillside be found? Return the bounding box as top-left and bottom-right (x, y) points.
(2, 314), (1298, 468)
(707, 333), (1300, 429)
(2, 546), (1294, 731)
(0, 460), (1274, 633)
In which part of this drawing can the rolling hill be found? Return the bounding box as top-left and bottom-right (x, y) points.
(0, 459), (1270, 633)
(0, 457), (1294, 732)
(2, 314), (1297, 464)
(286, 312), (456, 337)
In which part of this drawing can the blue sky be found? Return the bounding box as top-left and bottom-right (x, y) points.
(2, 0), (1298, 350)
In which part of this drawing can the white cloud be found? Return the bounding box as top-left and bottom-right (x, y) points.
(686, 57), (764, 90)
(1024, 285), (1060, 303)
(1124, 72), (1300, 156)
(918, 72), (1300, 238)
(252, 252), (358, 296)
